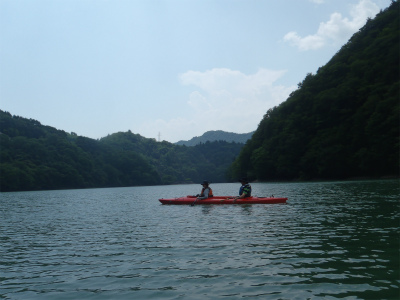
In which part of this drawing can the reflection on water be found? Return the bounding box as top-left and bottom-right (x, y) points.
(0, 179), (399, 300)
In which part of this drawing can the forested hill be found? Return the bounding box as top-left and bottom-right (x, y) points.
(0, 111), (243, 192)
(175, 130), (254, 146)
(228, 1), (399, 181)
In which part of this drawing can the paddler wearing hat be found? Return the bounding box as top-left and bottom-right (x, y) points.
(196, 180), (213, 201)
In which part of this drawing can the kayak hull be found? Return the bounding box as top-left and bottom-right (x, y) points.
(159, 195), (287, 205)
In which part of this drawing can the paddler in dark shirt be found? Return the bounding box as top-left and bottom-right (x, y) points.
(233, 177), (251, 201)
(196, 180), (213, 200)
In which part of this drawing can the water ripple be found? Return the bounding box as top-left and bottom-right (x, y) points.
(1, 180), (399, 299)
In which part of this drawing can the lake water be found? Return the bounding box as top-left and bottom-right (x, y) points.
(1, 180), (399, 300)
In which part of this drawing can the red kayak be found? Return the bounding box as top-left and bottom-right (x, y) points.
(159, 195), (287, 205)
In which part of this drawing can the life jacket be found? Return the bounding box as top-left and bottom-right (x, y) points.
(239, 184), (251, 197)
(201, 187), (213, 198)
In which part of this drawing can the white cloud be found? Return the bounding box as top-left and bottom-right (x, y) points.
(180, 68), (293, 120)
(284, 0), (380, 50)
(139, 68), (296, 143)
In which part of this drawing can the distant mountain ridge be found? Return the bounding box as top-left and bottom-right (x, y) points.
(175, 130), (254, 146)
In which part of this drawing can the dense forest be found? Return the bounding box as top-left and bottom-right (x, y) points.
(175, 130), (254, 146)
(0, 112), (243, 192)
(228, 1), (399, 181)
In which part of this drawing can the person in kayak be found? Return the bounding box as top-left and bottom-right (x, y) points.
(233, 177), (251, 201)
(196, 180), (213, 200)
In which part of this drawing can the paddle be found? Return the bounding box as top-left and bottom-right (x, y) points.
(191, 197), (199, 206)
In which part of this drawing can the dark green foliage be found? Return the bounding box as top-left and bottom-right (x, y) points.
(99, 133), (243, 185)
(0, 112), (242, 192)
(228, 1), (399, 181)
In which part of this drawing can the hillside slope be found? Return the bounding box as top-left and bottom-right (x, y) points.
(0, 111), (243, 192)
(228, 1), (399, 181)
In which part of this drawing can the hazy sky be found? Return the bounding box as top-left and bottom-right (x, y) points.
(0, 0), (392, 142)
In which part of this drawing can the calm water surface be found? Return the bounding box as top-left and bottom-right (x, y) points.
(1, 180), (399, 300)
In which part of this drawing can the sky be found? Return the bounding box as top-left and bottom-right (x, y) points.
(0, 0), (392, 143)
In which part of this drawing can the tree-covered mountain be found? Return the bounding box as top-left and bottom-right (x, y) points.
(99, 131), (243, 185)
(0, 111), (243, 192)
(228, 1), (399, 181)
(175, 130), (254, 146)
